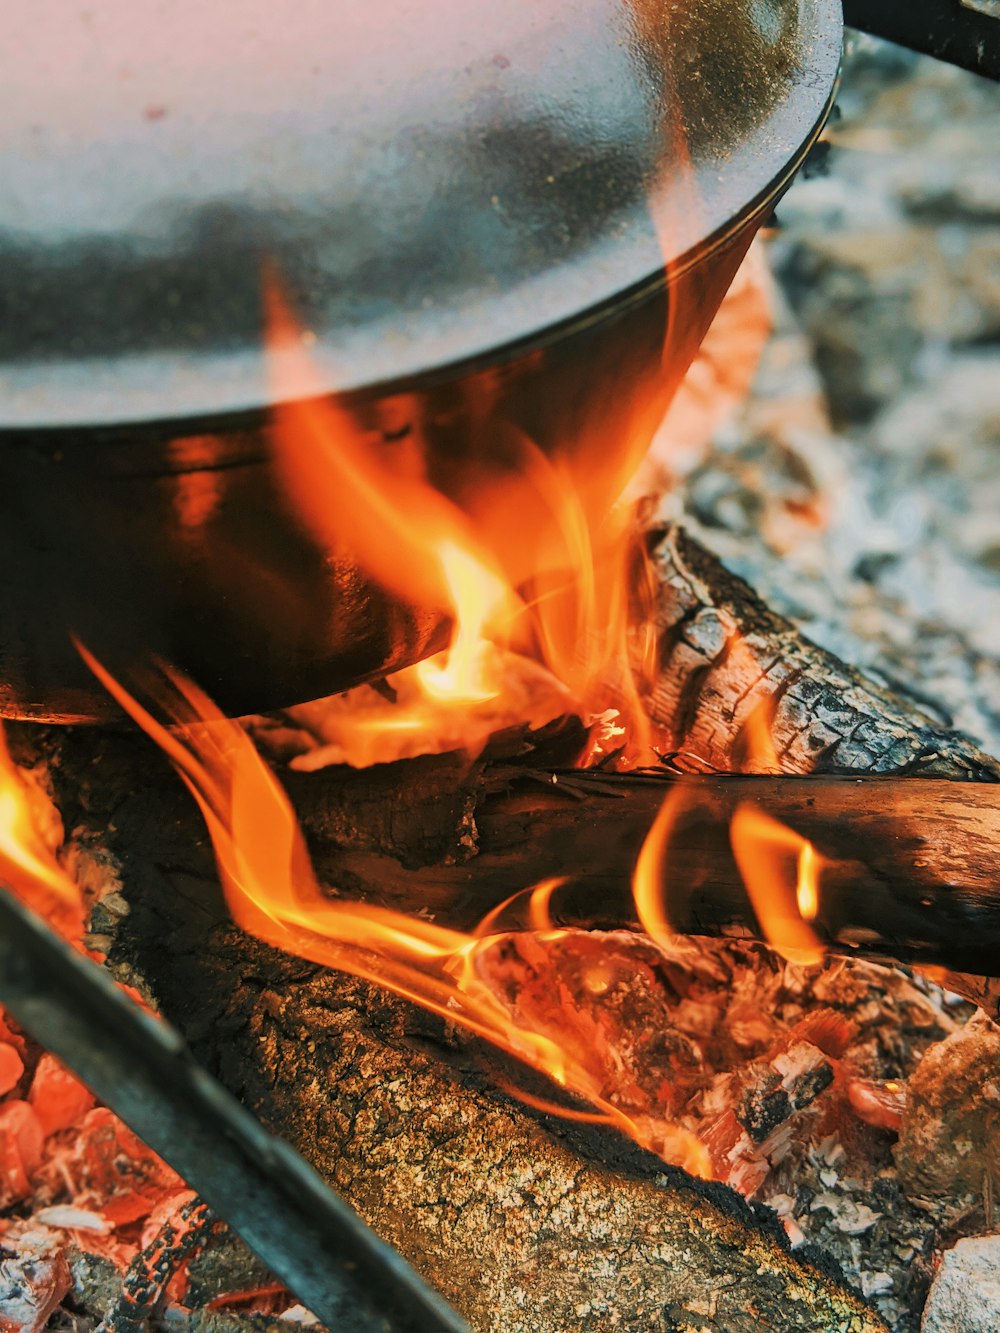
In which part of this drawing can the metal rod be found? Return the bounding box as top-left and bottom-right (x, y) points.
(845, 0), (1000, 81)
(0, 887), (468, 1333)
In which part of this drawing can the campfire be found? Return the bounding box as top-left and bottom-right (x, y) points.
(2, 6), (1000, 1332)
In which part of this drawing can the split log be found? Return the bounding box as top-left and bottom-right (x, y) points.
(18, 526), (1000, 1332)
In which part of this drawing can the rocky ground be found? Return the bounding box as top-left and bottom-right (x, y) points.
(662, 32), (1000, 758)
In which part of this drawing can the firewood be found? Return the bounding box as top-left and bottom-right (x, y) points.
(303, 770), (1000, 978)
(18, 725), (888, 1330)
(17, 525), (998, 1332)
(646, 526), (999, 782)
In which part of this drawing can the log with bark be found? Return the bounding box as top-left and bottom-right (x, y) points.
(276, 763), (1000, 977)
(15, 526), (1000, 1332)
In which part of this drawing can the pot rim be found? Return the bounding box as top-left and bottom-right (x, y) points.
(0, 0), (842, 435)
(0, 85), (837, 450)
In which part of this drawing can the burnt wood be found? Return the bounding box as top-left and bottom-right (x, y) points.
(311, 770), (1000, 978)
(646, 527), (1000, 783)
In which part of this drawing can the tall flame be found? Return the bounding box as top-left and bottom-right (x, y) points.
(413, 541), (508, 704)
(264, 279), (658, 768)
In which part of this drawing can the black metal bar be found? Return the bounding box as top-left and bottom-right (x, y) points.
(0, 887), (468, 1333)
(844, 0), (1000, 81)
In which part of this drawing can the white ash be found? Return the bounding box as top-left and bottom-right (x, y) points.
(659, 35), (1000, 757)
(653, 939), (977, 1333)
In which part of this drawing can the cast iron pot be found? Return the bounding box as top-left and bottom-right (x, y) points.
(0, 0), (841, 721)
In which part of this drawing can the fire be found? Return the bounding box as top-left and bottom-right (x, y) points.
(265, 279), (658, 769)
(726, 640), (824, 959)
(57, 532), (824, 1191)
(632, 636), (826, 967)
(71, 628), (827, 1180)
(413, 541), (508, 704)
(729, 805), (824, 966)
(0, 249), (824, 1193)
(0, 727), (82, 937)
(632, 784), (690, 951)
(76, 645), (710, 1178)
(629, 785), (825, 971)
(796, 839), (821, 922)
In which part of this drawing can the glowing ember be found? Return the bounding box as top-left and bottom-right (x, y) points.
(0, 736), (236, 1318)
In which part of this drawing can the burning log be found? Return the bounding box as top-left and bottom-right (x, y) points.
(308, 769), (1000, 978)
(266, 528), (1000, 979)
(16, 528), (998, 1330)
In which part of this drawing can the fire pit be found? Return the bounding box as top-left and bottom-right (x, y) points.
(1, 7), (999, 1333)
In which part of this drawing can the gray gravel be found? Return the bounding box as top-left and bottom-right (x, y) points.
(662, 33), (1000, 758)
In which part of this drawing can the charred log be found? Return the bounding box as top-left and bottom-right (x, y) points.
(304, 770), (1000, 978)
(647, 527), (999, 782)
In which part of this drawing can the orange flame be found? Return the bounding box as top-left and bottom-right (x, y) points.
(729, 804), (824, 966)
(632, 784), (691, 950)
(77, 645), (709, 1178)
(631, 634), (825, 969)
(796, 840), (821, 923)
(0, 727), (83, 937)
(470, 878), (566, 943)
(631, 787), (825, 968)
(264, 278), (658, 769)
(413, 541), (509, 704)
(266, 284), (502, 625)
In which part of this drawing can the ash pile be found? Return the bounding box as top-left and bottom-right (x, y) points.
(663, 32), (1000, 759)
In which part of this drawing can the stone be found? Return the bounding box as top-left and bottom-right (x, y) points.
(895, 1010), (1000, 1206)
(921, 1235), (1000, 1333)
